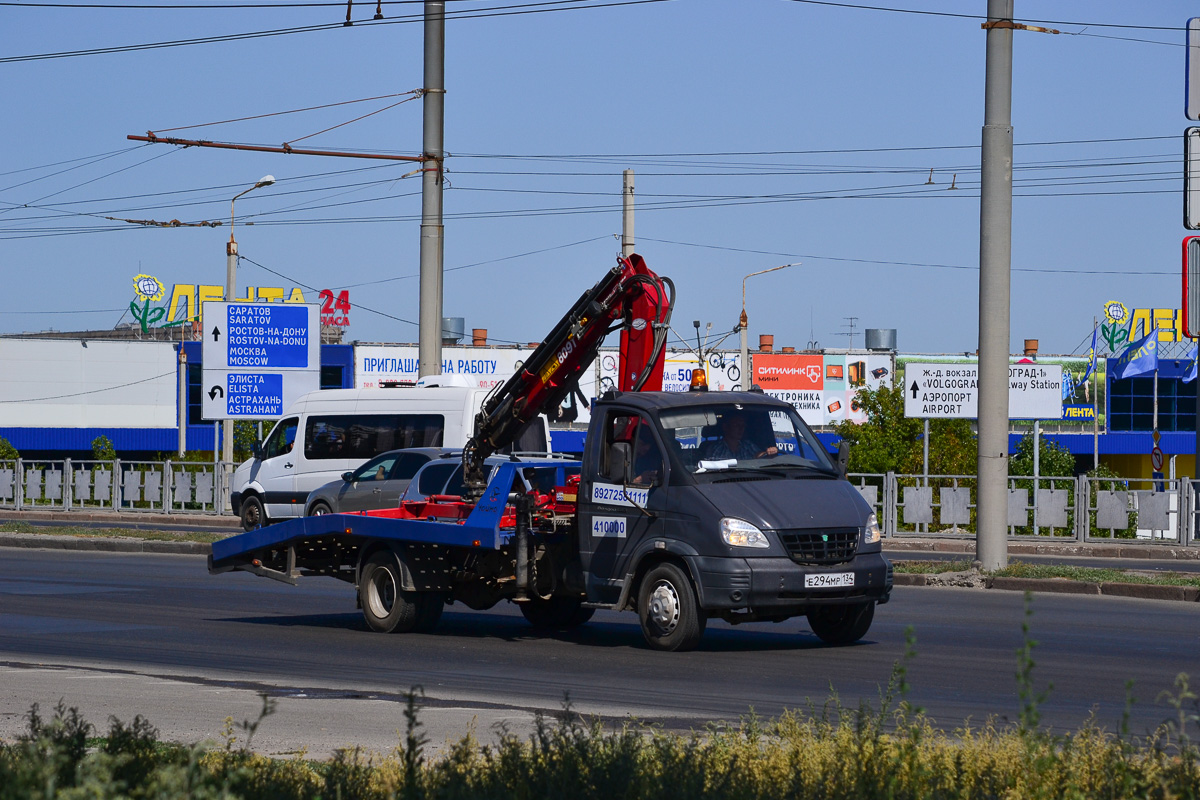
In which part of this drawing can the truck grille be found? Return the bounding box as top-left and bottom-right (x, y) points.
(776, 527), (859, 565)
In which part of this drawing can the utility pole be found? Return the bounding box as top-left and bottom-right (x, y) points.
(622, 169), (635, 258)
(976, 0), (1015, 570)
(418, 0), (446, 377)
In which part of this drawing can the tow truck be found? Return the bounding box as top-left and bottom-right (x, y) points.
(209, 255), (892, 651)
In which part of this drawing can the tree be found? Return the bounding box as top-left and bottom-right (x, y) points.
(90, 435), (116, 462)
(1009, 432), (1075, 478)
(0, 436), (18, 461)
(833, 385), (977, 476)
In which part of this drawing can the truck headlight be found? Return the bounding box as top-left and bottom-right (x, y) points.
(863, 512), (882, 545)
(720, 518), (770, 548)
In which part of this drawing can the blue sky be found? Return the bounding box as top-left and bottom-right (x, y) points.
(1, 0), (1192, 355)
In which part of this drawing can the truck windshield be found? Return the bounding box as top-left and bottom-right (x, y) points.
(657, 403), (835, 476)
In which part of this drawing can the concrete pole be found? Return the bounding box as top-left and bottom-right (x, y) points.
(418, 0), (446, 377)
(1032, 420), (1040, 534)
(976, 0), (1015, 570)
(222, 243), (237, 467)
(922, 418), (930, 535)
(1093, 316), (1100, 470)
(178, 347), (187, 457)
(739, 312), (749, 392)
(622, 169), (635, 258)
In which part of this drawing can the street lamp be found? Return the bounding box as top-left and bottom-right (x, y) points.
(223, 175), (274, 469)
(739, 263), (798, 389)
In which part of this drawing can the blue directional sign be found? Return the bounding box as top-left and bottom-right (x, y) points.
(226, 373), (283, 416)
(201, 301), (320, 420)
(226, 304), (310, 368)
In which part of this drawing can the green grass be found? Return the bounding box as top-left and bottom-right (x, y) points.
(0, 520), (225, 544)
(891, 559), (974, 575)
(893, 558), (1200, 588)
(994, 560), (1200, 587)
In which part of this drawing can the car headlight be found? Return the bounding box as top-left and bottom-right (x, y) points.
(863, 512), (882, 545)
(720, 518), (770, 548)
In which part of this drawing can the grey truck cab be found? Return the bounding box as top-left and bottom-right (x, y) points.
(579, 390), (891, 650)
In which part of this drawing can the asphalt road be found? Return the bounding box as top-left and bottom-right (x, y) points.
(1, 548), (1198, 756)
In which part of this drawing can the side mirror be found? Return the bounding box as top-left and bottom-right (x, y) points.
(606, 442), (632, 484)
(342, 471), (356, 483)
(251, 440), (263, 460)
(836, 441), (850, 480)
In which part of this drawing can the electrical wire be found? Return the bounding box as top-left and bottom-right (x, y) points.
(0, 370), (177, 403)
(636, 236), (1176, 276)
(0, 0), (671, 63)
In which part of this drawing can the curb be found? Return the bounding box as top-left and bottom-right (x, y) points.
(884, 539), (1200, 561)
(893, 572), (1199, 602)
(0, 532), (211, 555)
(0, 510), (239, 531)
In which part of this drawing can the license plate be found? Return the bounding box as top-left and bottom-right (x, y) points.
(805, 572), (854, 588)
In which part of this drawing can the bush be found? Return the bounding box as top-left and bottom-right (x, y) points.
(91, 435), (117, 462)
(0, 436), (18, 461)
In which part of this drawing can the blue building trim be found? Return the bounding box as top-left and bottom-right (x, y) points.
(0, 427), (178, 453)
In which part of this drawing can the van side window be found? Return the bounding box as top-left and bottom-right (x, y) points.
(304, 414), (445, 460)
(262, 417), (298, 460)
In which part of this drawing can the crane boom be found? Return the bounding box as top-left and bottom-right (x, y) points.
(461, 254), (673, 498)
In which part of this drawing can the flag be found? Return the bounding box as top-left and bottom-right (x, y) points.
(1111, 328), (1159, 380)
(1079, 326), (1098, 384)
(1061, 369), (1076, 401)
(1184, 345), (1198, 384)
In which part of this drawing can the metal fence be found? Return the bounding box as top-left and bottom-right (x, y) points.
(849, 472), (1198, 546)
(0, 459), (228, 515)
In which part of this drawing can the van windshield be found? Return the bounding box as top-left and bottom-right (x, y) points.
(657, 403), (835, 476)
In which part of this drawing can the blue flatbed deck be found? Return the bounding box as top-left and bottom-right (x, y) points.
(210, 461), (568, 569)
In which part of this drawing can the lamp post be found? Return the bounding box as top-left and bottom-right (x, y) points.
(739, 263), (798, 389)
(222, 175), (274, 469)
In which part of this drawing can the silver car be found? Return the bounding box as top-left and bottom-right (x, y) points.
(400, 454), (579, 504)
(304, 447), (460, 516)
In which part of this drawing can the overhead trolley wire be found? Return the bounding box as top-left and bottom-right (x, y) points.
(0, 0), (671, 63)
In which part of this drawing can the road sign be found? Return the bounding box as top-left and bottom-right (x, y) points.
(1151, 446), (1165, 472)
(201, 302), (320, 420)
(1188, 19), (1200, 120)
(1186, 130), (1200, 229)
(903, 362), (1063, 420)
(1185, 237), (1200, 337)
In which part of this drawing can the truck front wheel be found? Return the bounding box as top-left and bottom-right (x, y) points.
(807, 602), (875, 645)
(359, 552), (421, 633)
(637, 563), (706, 652)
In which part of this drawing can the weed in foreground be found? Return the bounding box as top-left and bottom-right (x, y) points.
(3, 608), (1200, 798)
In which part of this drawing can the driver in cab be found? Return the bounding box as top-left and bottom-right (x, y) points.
(704, 412), (777, 461)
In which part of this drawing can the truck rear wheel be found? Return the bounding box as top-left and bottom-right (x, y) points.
(807, 602), (875, 645)
(359, 552), (420, 633)
(519, 597), (594, 631)
(638, 563), (706, 652)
